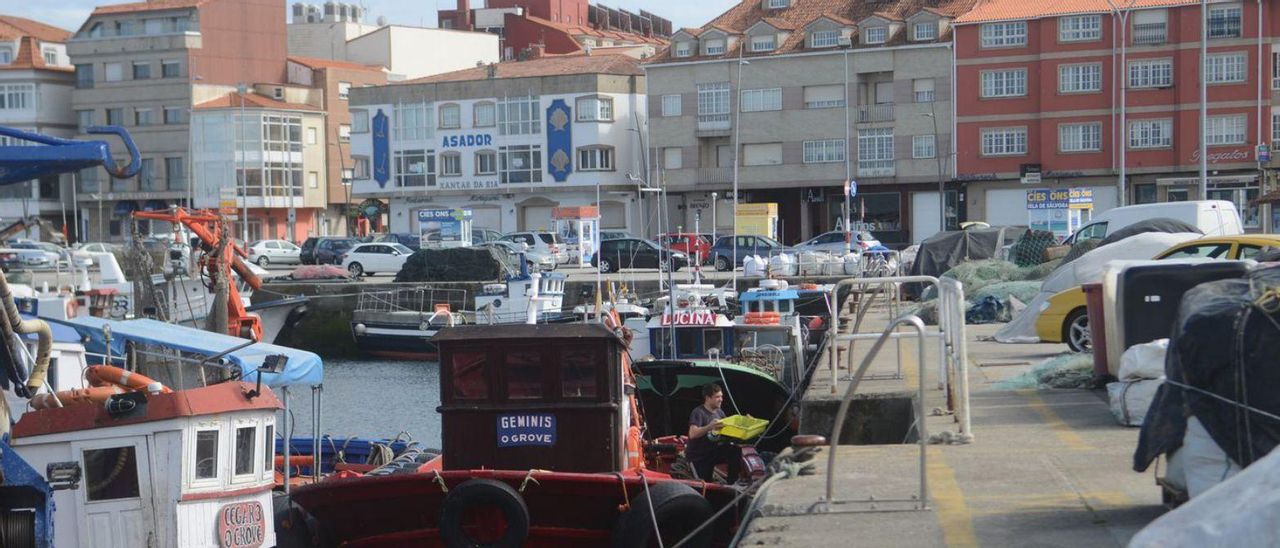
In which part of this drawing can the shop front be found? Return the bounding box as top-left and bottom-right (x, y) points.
(1026, 187), (1094, 241)
(388, 191), (639, 237)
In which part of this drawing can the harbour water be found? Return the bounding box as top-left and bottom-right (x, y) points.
(286, 358), (443, 448)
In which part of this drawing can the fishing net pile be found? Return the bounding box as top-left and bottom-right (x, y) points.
(395, 247), (516, 282)
(1009, 230), (1058, 267)
(996, 353), (1095, 390)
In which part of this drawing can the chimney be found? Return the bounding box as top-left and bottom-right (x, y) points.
(457, 0), (473, 31)
(486, 63), (497, 79)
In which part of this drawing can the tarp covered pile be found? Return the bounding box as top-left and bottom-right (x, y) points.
(395, 247), (516, 282)
(907, 226), (1024, 298)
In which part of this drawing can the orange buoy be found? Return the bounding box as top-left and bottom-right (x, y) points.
(31, 385), (126, 410)
(85, 365), (172, 393)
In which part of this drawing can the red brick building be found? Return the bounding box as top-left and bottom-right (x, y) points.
(440, 0), (669, 59)
(953, 0), (1273, 232)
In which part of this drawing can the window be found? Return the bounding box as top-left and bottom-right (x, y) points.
(498, 95), (540, 135)
(742, 143), (783, 166)
(704, 39), (726, 56)
(767, 0), (789, 7)
(980, 127), (1027, 156)
(474, 102), (495, 127)
(661, 94), (682, 117)
(1059, 63), (1102, 93)
(263, 424), (275, 471)
(83, 446), (141, 501)
(194, 429), (219, 480)
(138, 158), (156, 190)
(77, 110), (94, 132)
(106, 108), (123, 126)
(578, 146), (615, 171)
(499, 145), (543, 184)
(913, 22), (937, 41)
(858, 128), (894, 170)
(1129, 119), (1173, 149)
(43, 48), (57, 65)
(0, 84), (33, 110)
(912, 135), (936, 158)
(163, 107), (185, 125)
(803, 84), (844, 108)
(674, 41), (692, 57)
(741, 88), (782, 112)
(234, 426), (256, 477)
(352, 110), (369, 133)
(697, 82), (731, 122)
(132, 61), (150, 80)
(1129, 59), (1173, 88)
(803, 139), (845, 163)
(338, 124), (351, 142)
(1206, 115), (1246, 145)
(863, 26), (887, 44)
(576, 96), (613, 122)
(438, 103), (461, 129)
(662, 147), (683, 169)
(115, 20), (137, 36)
(393, 102), (429, 141)
(561, 346), (599, 398)
(810, 29), (840, 48)
(505, 349), (543, 399)
(1274, 112), (1280, 148)
(1134, 183), (1158, 204)
(440, 152), (461, 176)
(1132, 9), (1167, 44)
(751, 34), (777, 52)
(475, 150), (497, 175)
(913, 79), (935, 102)
(338, 81), (351, 100)
(134, 108), (153, 126)
(353, 156), (370, 179)
(0, 47), (10, 64)
(1059, 122), (1102, 152)
(162, 59), (180, 78)
(306, 127), (318, 145)
(166, 157), (185, 189)
(981, 69), (1027, 97)
(1059, 15), (1101, 41)
(451, 352), (488, 400)
(981, 21), (1027, 47)
(394, 149), (434, 187)
(1208, 5), (1242, 38)
(75, 64), (94, 88)
(1206, 53), (1246, 83)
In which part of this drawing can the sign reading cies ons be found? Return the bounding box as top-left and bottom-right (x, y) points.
(497, 413), (557, 447)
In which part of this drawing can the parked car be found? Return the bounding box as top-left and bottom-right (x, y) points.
(1064, 200), (1243, 246)
(301, 237), (359, 265)
(341, 242), (414, 276)
(709, 235), (792, 271)
(600, 230), (634, 241)
(499, 232), (569, 265)
(246, 239), (302, 266)
(472, 228), (504, 245)
(592, 238), (688, 273)
(793, 230), (882, 255)
(481, 240), (557, 271)
(371, 232), (422, 251)
(0, 249), (21, 272)
(658, 233), (714, 265)
(7, 242), (61, 269)
(1035, 234), (1280, 352)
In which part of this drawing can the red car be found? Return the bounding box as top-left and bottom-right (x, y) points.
(658, 233), (714, 265)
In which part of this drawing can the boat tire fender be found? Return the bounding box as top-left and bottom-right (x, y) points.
(611, 481), (714, 548)
(440, 479), (530, 548)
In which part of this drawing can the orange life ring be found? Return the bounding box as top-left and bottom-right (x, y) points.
(626, 426), (644, 470)
(85, 365), (173, 393)
(31, 385), (126, 410)
(744, 311), (782, 325)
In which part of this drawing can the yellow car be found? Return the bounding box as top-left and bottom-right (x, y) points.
(1035, 235), (1280, 352)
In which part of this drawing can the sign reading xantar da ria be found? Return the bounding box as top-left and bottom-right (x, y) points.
(497, 414), (556, 447)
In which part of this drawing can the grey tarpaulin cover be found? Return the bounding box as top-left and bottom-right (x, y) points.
(1097, 217), (1202, 247)
(907, 226), (1024, 297)
(1134, 265), (1280, 473)
(394, 246), (517, 282)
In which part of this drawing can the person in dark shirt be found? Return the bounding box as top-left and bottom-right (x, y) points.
(686, 383), (741, 483)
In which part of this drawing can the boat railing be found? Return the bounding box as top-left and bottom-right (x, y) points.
(356, 287), (468, 315)
(737, 344), (789, 382)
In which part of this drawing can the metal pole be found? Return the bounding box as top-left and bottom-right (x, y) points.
(929, 104), (946, 233)
(1200, 0), (1209, 199)
(731, 48), (745, 292)
(844, 47), (852, 252)
(282, 386), (290, 494)
(72, 172), (80, 243)
(710, 192), (717, 242)
(238, 83), (249, 243)
(1118, 10), (1129, 206)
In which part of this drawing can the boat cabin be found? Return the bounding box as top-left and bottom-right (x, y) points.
(435, 323), (630, 473)
(474, 272), (567, 324)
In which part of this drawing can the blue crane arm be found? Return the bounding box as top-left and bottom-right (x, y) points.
(0, 125), (141, 186)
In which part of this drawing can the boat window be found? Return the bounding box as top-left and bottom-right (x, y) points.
(652, 329), (671, 358)
(83, 446), (141, 501)
(234, 426), (256, 477)
(561, 345), (599, 398)
(677, 329), (701, 357)
(195, 429), (219, 480)
(263, 424), (275, 471)
(506, 349), (544, 400)
(703, 329), (724, 354)
(451, 351), (489, 400)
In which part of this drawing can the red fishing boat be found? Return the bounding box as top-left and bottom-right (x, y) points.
(280, 323), (746, 547)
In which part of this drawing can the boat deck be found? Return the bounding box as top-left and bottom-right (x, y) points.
(741, 312), (1166, 547)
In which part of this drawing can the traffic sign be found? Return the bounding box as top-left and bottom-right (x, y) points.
(847, 180), (857, 198)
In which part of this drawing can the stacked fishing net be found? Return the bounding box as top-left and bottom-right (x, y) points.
(1009, 230), (1059, 267)
(394, 247), (516, 282)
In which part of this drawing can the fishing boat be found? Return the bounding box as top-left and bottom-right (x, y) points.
(281, 323), (745, 547)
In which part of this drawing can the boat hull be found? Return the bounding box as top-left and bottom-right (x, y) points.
(351, 322), (442, 361)
(634, 360), (796, 453)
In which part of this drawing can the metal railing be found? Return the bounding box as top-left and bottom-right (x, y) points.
(856, 103), (894, 123)
(355, 287), (468, 314)
(1131, 23), (1166, 44)
(696, 114), (731, 132)
(698, 167), (732, 184)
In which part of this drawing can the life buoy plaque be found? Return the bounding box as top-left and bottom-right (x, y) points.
(217, 501), (265, 548)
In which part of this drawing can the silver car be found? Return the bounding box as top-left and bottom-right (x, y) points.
(481, 241), (557, 271)
(247, 239), (302, 267)
(498, 232), (569, 265)
(793, 231), (882, 255)
(7, 242), (62, 269)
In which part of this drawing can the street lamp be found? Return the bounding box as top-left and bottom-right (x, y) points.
(1105, 0), (1138, 206)
(710, 191), (718, 241)
(922, 108), (947, 235)
(731, 49), (749, 291)
(237, 82), (249, 243)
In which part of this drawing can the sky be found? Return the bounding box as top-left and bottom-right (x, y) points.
(8, 0), (732, 34)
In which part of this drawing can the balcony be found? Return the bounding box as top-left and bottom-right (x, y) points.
(696, 114), (731, 137)
(698, 167), (732, 184)
(1208, 17), (1241, 39)
(857, 160), (895, 178)
(1131, 23), (1166, 45)
(856, 103), (895, 124)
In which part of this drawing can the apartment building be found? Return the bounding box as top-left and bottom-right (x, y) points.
(69, 0), (289, 242)
(439, 0), (671, 60)
(347, 53), (648, 235)
(953, 0), (1273, 232)
(190, 87), (327, 241)
(0, 16), (76, 240)
(645, 0), (976, 246)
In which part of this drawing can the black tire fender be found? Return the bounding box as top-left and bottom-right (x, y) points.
(611, 481), (714, 548)
(439, 479), (530, 548)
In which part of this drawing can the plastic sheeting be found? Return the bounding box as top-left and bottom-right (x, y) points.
(1097, 218), (1201, 247)
(1107, 379), (1161, 426)
(993, 232), (1201, 343)
(907, 226), (1023, 297)
(1118, 339), (1168, 381)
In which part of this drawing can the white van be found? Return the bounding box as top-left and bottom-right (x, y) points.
(1065, 200), (1243, 245)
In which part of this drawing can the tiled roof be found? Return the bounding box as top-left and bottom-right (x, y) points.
(91, 0), (204, 16)
(648, 0), (978, 64)
(288, 56), (385, 72)
(759, 17), (797, 30)
(399, 52), (643, 85)
(194, 92), (321, 111)
(675, 27), (704, 37)
(0, 36), (73, 73)
(955, 0), (1198, 23)
(521, 14), (668, 47)
(0, 15), (71, 42)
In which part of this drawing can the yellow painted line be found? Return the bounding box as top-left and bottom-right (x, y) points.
(1019, 390), (1091, 451)
(927, 452), (978, 547)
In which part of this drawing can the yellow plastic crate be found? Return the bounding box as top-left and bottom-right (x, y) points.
(718, 415), (769, 441)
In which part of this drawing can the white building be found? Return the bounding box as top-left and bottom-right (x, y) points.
(348, 52), (648, 235)
(0, 16), (75, 240)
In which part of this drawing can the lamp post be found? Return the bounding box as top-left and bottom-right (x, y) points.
(710, 191), (718, 242)
(731, 48), (748, 292)
(923, 106), (947, 234)
(1106, 0), (1138, 205)
(237, 83), (249, 243)
(1200, 0), (1208, 199)
(843, 40), (853, 253)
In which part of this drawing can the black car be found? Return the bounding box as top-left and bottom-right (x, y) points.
(592, 238), (689, 273)
(372, 232), (421, 251)
(300, 237), (359, 265)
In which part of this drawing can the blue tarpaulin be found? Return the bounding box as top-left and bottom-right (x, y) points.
(19, 313), (81, 344)
(49, 316), (323, 387)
